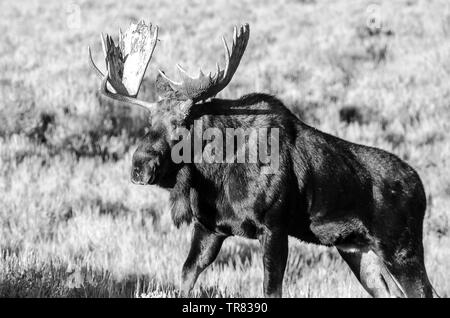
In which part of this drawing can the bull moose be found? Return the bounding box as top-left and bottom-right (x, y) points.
(89, 21), (436, 297)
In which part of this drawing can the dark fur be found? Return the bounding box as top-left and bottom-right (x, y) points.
(131, 78), (435, 297)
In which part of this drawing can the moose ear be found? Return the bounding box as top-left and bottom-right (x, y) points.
(155, 71), (175, 98)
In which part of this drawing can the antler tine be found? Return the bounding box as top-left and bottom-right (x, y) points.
(159, 69), (180, 86)
(221, 34), (231, 78)
(222, 23), (249, 85)
(176, 64), (192, 83)
(100, 33), (107, 59)
(88, 46), (105, 79)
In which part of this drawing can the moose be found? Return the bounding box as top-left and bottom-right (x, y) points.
(89, 21), (436, 298)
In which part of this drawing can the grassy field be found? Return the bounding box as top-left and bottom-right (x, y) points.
(0, 0), (449, 297)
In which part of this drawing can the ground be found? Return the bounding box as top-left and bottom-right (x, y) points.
(0, 0), (448, 297)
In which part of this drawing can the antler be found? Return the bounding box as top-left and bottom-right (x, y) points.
(88, 20), (159, 112)
(159, 23), (250, 102)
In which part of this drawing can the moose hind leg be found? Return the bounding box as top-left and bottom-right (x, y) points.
(375, 214), (435, 298)
(385, 260), (434, 298)
(337, 248), (405, 298)
(381, 246), (434, 298)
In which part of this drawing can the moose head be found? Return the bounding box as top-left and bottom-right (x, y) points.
(88, 20), (249, 187)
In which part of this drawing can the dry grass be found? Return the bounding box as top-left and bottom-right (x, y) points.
(0, 0), (448, 297)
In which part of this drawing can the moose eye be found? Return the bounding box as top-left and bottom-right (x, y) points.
(170, 118), (179, 128)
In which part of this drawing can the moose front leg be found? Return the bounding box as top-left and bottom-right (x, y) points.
(181, 222), (226, 296)
(259, 229), (288, 297)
